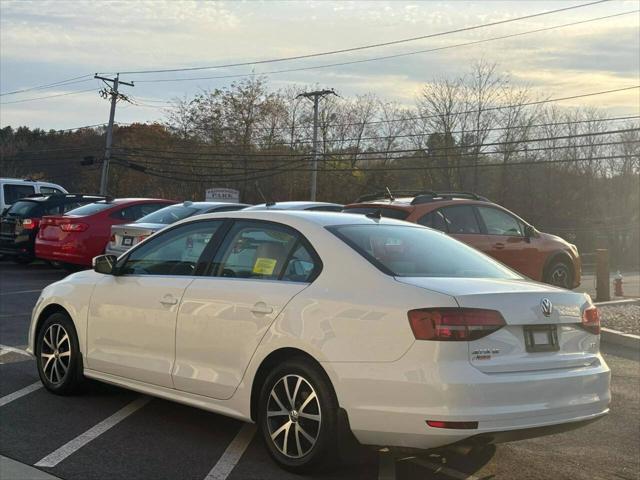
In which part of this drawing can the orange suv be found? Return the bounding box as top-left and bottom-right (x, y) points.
(343, 191), (580, 289)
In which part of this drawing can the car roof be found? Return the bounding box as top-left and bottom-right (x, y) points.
(16, 194), (105, 203)
(244, 201), (343, 210)
(185, 209), (415, 229)
(171, 202), (249, 209)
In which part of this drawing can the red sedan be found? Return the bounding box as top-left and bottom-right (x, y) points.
(36, 198), (174, 268)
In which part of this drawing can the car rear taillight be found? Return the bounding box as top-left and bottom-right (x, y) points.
(60, 223), (89, 232)
(408, 308), (506, 341)
(22, 218), (40, 230)
(109, 233), (116, 245)
(580, 306), (600, 335)
(137, 234), (150, 242)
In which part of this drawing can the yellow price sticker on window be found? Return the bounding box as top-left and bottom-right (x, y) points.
(253, 257), (278, 275)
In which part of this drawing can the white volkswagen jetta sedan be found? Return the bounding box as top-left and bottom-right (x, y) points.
(28, 210), (610, 472)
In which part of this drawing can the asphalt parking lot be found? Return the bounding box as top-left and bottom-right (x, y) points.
(1, 261), (638, 480)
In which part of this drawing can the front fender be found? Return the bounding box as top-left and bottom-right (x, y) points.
(28, 271), (100, 357)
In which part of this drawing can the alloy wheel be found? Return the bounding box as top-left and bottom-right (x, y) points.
(266, 374), (322, 459)
(40, 323), (72, 385)
(550, 266), (570, 288)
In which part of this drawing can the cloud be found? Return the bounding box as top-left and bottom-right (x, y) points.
(1, 0), (638, 128)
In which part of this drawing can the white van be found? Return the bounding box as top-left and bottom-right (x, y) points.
(0, 178), (68, 213)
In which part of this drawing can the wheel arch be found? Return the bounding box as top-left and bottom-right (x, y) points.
(542, 250), (575, 281)
(249, 347), (338, 422)
(34, 303), (72, 350)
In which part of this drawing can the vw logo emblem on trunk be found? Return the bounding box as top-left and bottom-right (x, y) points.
(541, 298), (553, 317)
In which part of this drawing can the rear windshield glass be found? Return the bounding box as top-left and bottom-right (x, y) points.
(65, 202), (113, 216)
(6, 201), (42, 217)
(342, 207), (410, 220)
(136, 205), (199, 224)
(329, 224), (520, 279)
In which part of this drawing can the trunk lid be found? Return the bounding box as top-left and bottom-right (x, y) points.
(396, 277), (599, 373)
(109, 223), (163, 251)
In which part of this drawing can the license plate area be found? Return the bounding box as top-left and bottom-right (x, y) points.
(122, 236), (133, 246)
(524, 325), (559, 352)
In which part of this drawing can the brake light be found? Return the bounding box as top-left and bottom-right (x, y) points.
(60, 223), (88, 232)
(22, 218), (40, 230)
(581, 306), (600, 335)
(426, 420), (478, 429)
(137, 234), (150, 242)
(408, 308), (506, 341)
(109, 233), (116, 245)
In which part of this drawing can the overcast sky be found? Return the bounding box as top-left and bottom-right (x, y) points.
(1, 0), (638, 130)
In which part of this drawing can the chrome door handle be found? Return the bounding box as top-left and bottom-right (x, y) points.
(251, 302), (273, 315)
(159, 295), (178, 306)
(494, 243), (505, 250)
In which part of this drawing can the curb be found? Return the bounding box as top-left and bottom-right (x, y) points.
(601, 328), (640, 350)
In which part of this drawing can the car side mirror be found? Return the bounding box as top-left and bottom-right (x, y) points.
(524, 225), (535, 239)
(93, 254), (117, 275)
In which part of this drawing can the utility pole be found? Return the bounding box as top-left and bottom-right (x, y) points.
(297, 89), (336, 201)
(94, 73), (134, 195)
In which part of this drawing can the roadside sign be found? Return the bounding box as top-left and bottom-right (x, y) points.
(205, 188), (240, 203)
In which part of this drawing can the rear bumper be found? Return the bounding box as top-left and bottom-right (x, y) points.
(35, 239), (91, 266)
(327, 344), (611, 450)
(0, 235), (35, 258)
(105, 245), (129, 257)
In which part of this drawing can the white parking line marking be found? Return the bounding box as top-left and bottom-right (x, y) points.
(35, 396), (152, 468)
(378, 450), (396, 480)
(0, 382), (42, 407)
(0, 289), (41, 296)
(0, 345), (31, 357)
(409, 457), (480, 480)
(204, 423), (256, 480)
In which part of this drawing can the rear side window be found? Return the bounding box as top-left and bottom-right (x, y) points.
(3, 184), (35, 205)
(136, 204), (198, 224)
(111, 203), (167, 221)
(211, 221), (320, 282)
(330, 224), (519, 279)
(66, 202), (113, 216)
(343, 207), (410, 220)
(440, 206), (481, 234)
(418, 210), (448, 232)
(39, 187), (63, 195)
(6, 200), (42, 217)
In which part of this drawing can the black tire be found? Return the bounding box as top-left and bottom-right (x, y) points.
(258, 357), (339, 473)
(545, 260), (574, 289)
(35, 312), (84, 395)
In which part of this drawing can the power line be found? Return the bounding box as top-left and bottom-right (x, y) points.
(111, 127), (640, 159)
(158, 86), (640, 139)
(169, 114), (640, 151)
(114, 139), (640, 169)
(0, 74), (94, 97)
(111, 0), (610, 76)
(115, 154), (636, 184)
(133, 9), (636, 85)
(0, 88), (97, 105)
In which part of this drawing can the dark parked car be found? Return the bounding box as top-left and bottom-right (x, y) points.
(0, 194), (105, 264)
